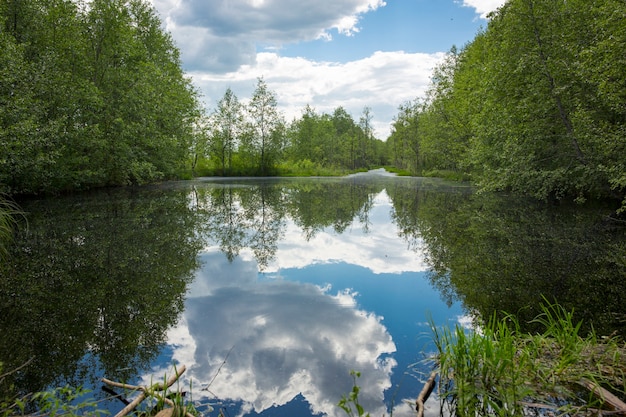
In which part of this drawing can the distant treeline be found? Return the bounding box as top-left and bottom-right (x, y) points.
(387, 0), (626, 210)
(1, 0), (625, 211)
(194, 84), (385, 177)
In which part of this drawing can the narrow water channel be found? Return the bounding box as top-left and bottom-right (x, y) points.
(2, 171), (624, 417)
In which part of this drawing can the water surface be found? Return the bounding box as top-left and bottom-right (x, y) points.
(2, 170), (624, 417)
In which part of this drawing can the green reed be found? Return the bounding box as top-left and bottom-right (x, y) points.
(0, 196), (24, 260)
(431, 302), (626, 417)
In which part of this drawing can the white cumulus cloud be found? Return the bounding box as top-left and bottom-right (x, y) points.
(153, 0), (386, 72)
(150, 0), (437, 139)
(458, 0), (506, 19)
(191, 51), (443, 139)
(148, 0), (498, 139)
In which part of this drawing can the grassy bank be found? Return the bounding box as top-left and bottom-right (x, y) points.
(431, 302), (626, 417)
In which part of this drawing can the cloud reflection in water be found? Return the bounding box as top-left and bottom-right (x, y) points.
(266, 191), (429, 275)
(147, 248), (396, 417)
(141, 186), (460, 417)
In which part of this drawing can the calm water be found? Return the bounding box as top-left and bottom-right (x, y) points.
(2, 170), (625, 417)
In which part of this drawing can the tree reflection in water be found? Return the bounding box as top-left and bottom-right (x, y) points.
(1, 174), (624, 417)
(387, 181), (626, 337)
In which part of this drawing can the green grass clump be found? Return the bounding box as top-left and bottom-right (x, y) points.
(432, 302), (626, 417)
(276, 160), (347, 177)
(0, 196), (24, 261)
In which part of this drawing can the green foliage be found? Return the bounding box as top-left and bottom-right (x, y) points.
(432, 302), (626, 417)
(0, 0), (201, 194)
(276, 160), (346, 177)
(382, 166), (411, 176)
(199, 89), (388, 177)
(0, 196), (23, 261)
(206, 88), (243, 176)
(421, 169), (471, 182)
(0, 364), (200, 417)
(31, 386), (108, 417)
(387, 0), (626, 210)
(0, 378), (107, 417)
(139, 368), (200, 417)
(337, 371), (370, 417)
(244, 77), (285, 175)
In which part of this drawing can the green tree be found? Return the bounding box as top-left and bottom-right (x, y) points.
(416, 46), (473, 175)
(387, 100), (422, 174)
(289, 105), (318, 162)
(468, 0), (625, 205)
(391, 0), (626, 209)
(0, 0), (200, 194)
(85, 0), (199, 185)
(0, 0), (95, 193)
(286, 105), (337, 167)
(245, 77), (285, 174)
(331, 107), (358, 169)
(209, 88), (243, 175)
(358, 106), (374, 168)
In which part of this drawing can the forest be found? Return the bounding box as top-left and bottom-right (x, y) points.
(0, 0), (199, 194)
(0, 0), (384, 194)
(387, 0), (626, 211)
(1, 0), (625, 211)
(192, 85), (385, 177)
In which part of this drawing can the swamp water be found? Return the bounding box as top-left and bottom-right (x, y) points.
(2, 170), (625, 417)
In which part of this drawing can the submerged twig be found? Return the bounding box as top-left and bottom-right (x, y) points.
(0, 357), (35, 380)
(204, 346), (234, 393)
(102, 365), (188, 417)
(416, 371), (437, 417)
(101, 379), (143, 392)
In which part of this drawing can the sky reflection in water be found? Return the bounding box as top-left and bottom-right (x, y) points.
(142, 190), (465, 417)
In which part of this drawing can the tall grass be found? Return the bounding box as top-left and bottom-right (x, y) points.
(0, 196), (24, 261)
(432, 313), (534, 416)
(431, 302), (626, 417)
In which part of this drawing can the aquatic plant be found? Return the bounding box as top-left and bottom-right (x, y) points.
(0, 363), (200, 417)
(431, 302), (626, 417)
(0, 359), (106, 417)
(338, 371), (371, 417)
(102, 365), (201, 417)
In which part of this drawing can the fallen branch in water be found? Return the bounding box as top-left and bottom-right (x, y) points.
(416, 371), (437, 417)
(102, 365), (194, 417)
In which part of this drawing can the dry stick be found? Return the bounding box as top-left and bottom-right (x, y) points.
(102, 365), (187, 417)
(416, 371), (437, 417)
(109, 388), (149, 417)
(101, 379), (142, 392)
(578, 378), (626, 413)
(0, 357), (35, 379)
(206, 346), (234, 390)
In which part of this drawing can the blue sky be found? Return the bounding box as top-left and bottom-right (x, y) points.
(279, 1), (486, 61)
(152, 0), (505, 138)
